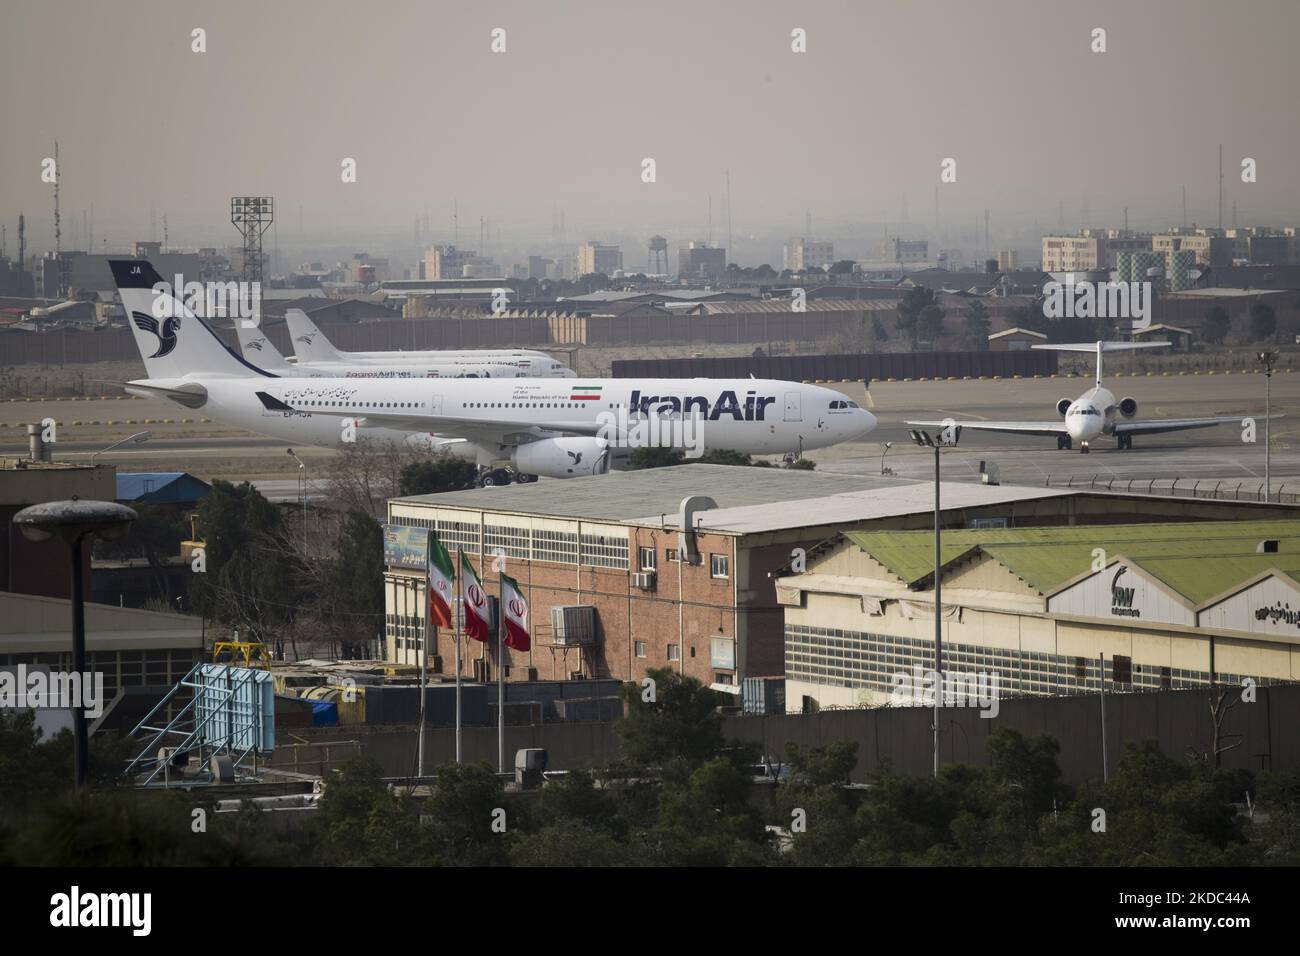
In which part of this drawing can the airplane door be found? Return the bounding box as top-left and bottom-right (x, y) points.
(783, 391), (802, 422)
(430, 394), (443, 415)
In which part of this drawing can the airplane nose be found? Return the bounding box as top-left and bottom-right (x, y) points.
(853, 409), (878, 437)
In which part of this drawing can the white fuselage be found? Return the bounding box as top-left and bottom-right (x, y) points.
(264, 358), (544, 380)
(129, 375), (876, 457)
(1063, 385), (1116, 443)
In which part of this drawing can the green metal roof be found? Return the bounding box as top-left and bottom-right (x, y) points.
(844, 521), (1300, 603)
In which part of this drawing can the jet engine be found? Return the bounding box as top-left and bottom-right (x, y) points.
(1119, 397), (1138, 418)
(1056, 398), (1072, 418)
(511, 437), (611, 479)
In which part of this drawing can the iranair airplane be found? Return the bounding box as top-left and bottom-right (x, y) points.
(112, 260), (876, 484)
(235, 315), (552, 380)
(908, 340), (1276, 453)
(283, 307), (576, 378)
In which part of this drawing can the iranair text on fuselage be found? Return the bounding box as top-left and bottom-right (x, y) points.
(628, 388), (777, 421)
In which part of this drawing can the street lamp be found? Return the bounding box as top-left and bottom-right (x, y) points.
(880, 441), (894, 476)
(89, 430), (151, 466)
(909, 424), (961, 779)
(286, 448), (307, 551)
(1258, 351), (1275, 503)
(12, 499), (136, 788)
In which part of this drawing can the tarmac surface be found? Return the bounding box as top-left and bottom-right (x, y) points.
(1, 371), (1296, 498)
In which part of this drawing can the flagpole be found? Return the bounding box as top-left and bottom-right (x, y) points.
(418, 604), (428, 778)
(497, 571), (505, 775)
(454, 597), (462, 764)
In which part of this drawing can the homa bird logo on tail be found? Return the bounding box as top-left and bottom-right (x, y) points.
(246, 338), (266, 351)
(295, 333), (316, 345)
(132, 312), (180, 358)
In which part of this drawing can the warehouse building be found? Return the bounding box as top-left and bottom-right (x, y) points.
(776, 521), (1300, 712)
(383, 465), (1296, 695)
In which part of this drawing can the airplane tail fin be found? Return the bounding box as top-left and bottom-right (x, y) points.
(109, 260), (278, 380)
(1032, 340), (1171, 387)
(284, 308), (345, 363)
(233, 317), (293, 370)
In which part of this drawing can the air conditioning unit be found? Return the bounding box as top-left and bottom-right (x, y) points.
(551, 605), (596, 646)
(631, 571), (657, 591)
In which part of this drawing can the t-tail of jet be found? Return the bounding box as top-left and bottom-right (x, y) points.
(1033, 340), (1170, 387)
(108, 259), (277, 380)
(284, 308), (345, 363)
(234, 317), (294, 371)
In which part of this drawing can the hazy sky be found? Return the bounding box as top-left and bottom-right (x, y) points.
(2, 0), (1297, 256)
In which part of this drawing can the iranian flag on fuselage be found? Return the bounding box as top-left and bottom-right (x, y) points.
(427, 532), (455, 628)
(570, 385), (602, 402)
(500, 573), (530, 652)
(460, 551), (492, 642)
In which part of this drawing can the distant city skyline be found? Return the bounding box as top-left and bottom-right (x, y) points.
(3, 0), (1297, 267)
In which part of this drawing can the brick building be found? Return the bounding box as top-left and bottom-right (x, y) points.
(380, 465), (1280, 697)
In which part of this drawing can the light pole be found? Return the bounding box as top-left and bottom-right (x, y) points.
(879, 441), (894, 476)
(286, 448), (307, 551)
(1258, 351), (1275, 502)
(13, 499), (136, 789)
(909, 425), (961, 779)
(89, 430), (151, 466)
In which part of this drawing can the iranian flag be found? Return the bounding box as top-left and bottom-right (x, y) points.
(426, 532), (454, 628)
(460, 551), (492, 642)
(500, 573), (530, 652)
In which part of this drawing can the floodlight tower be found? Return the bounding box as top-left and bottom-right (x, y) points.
(231, 197), (274, 285)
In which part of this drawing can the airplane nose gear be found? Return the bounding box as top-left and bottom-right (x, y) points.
(1080, 441), (1090, 454)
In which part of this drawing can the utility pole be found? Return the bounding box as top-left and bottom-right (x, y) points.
(725, 169), (733, 259)
(1099, 652), (1109, 783)
(1218, 144), (1224, 230)
(1259, 351), (1275, 501)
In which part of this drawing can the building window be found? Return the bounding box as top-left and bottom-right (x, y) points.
(638, 547), (656, 572)
(710, 553), (729, 579)
(666, 548), (679, 562)
(1112, 655), (1133, 685)
(667, 644), (680, 662)
(635, 641), (647, 659)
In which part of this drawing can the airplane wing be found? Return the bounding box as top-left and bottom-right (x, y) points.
(255, 391), (624, 446)
(905, 419), (1067, 437)
(1115, 414), (1282, 436)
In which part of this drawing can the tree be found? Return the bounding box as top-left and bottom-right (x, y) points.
(320, 510), (385, 656)
(92, 504), (189, 606)
(787, 739), (858, 786)
(961, 300), (991, 350)
(919, 303), (946, 348)
(399, 456), (478, 496)
(896, 286), (939, 348)
(1203, 305), (1230, 345)
(830, 259), (857, 275)
(627, 447), (685, 469)
(188, 481), (301, 643)
(617, 667), (725, 768)
(1249, 300), (1277, 342)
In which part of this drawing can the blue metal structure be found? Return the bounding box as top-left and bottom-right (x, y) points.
(123, 663), (275, 786)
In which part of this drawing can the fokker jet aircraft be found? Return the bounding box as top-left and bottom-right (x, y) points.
(908, 341), (1276, 453)
(113, 259), (876, 484)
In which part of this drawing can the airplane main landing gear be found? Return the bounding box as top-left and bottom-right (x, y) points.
(479, 467), (514, 487)
(515, 473), (539, 484)
(1117, 434), (1133, 450)
(1057, 435), (1073, 450)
